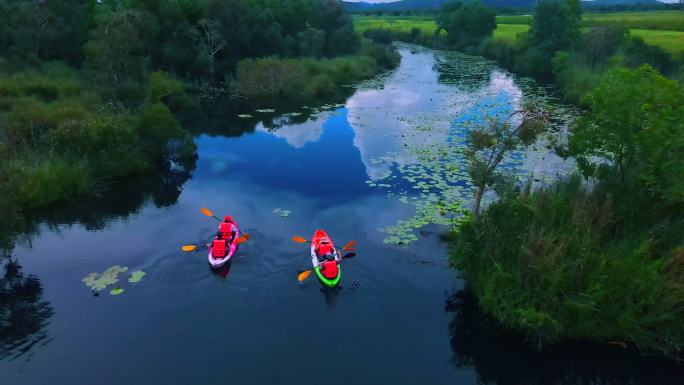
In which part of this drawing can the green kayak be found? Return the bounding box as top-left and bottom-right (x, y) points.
(314, 264), (341, 288)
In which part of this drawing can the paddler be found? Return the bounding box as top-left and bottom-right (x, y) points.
(315, 236), (338, 263)
(218, 215), (238, 244)
(209, 232), (228, 259)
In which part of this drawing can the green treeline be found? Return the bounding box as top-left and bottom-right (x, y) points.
(431, 1), (684, 358)
(435, 0), (683, 103)
(0, 0), (398, 210)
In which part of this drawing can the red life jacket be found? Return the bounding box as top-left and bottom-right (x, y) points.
(219, 222), (234, 239)
(212, 239), (227, 258)
(317, 243), (333, 256)
(321, 260), (338, 279)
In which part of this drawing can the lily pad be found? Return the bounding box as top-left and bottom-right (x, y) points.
(82, 265), (128, 292)
(128, 271), (146, 283)
(110, 288), (124, 295)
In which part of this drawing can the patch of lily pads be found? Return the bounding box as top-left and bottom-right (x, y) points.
(82, 266), (147, 296)
(357, 46), (577, 245)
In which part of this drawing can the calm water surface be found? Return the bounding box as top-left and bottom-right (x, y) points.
(2, 44), (683, 384)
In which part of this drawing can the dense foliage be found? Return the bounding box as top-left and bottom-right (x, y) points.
(0, 65), (195, 208)
(451, 66), (684, 357)
(437, 0), (496, 51)
(0, 0), (394, 211)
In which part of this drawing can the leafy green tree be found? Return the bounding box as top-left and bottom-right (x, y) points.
(298, 27), (326, 57)
(569, 65), (684, 203)
(465, 105), (547, 219)
(193, 18), (225, 77)
(84, 5), (158, 85)
(580, 26), (627, 69)
(528, 0), (582, 54)
(624, 36), (674, 75)
(0, 0), (94, 66)
(437, 0), (496, 50)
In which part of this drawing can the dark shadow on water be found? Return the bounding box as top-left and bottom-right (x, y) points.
(181, 91), (356, 139)
(211, 260), (232, 280)
(320, 285), (341, 307)
(0, 257), (54, 361)
(446, 290), (684, 385)
(1, 159), (195, 252)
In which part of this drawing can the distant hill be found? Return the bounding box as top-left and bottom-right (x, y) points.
(343, 0), (667, 11)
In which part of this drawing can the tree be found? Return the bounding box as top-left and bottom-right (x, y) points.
(297, 27), (326, 57)
(581, 26), (627, 69)
(568, 65), (684, 203)
(84, 6), (158, 85)
(528, 0), (582, 54)
(193, 18), (225, 77)
(437, 0), (496, 50)
(465, 105), (548, 219)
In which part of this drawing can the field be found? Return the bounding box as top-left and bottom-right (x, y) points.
(353, 15), (441, 35)
(493, 24), (529, 43)
(630, 29), (684, 55)
(355, 12), (684, 54)
(497, 11), (684, 31)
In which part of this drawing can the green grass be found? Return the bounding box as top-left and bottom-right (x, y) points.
(584, 11), (684, 31)
(496, 14), (532, 25)
(630, 29), (684, 55)
(498, 11), (684, 31)
(493, 24), (529, 43)
(353, 15), (441, 36)
(355, 13), (683, 54)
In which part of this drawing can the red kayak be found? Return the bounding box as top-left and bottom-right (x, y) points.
(309, 230), (341, 287)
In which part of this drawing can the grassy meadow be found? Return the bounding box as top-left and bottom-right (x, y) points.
(355, 11), (684, 54)
(353, 15), (443, 36)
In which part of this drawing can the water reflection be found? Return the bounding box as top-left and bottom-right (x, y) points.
(446, 290), (684, 385)
(0, 257), (54, 360)
(345, 45), (527, 180)
(1, 160), (195, 253)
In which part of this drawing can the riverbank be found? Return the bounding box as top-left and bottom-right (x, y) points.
(0, 0), (400, 234)
(355, 13), (684, 104)
(356, 8), (684, 359)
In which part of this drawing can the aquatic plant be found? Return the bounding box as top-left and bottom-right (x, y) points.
(128, 271), (146, 283)
(82, 265), (128, 292)
(110, 288), (124, 295)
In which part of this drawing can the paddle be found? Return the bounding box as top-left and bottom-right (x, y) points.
(201, 207), (222, 222)
(291, 236), (356, 251)
(181, 233), (251, 252)
(297, 253), (356, 282)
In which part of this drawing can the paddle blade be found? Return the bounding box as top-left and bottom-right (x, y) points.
(236, 233), (251, 244)
(343, 253), (356, 259)
(201, 207), (214, 217)
(182, 245), (198, 252)
(297, 270), (313, 282)
(292, 236), (308, 243)
(341, 241), (357, 251)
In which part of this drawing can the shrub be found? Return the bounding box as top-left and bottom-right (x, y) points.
(451, 176), (684, 357)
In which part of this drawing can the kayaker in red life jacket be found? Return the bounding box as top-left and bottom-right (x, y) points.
(315, 237), (336, 263)
(210, 232), (228, 259)
(218, 216), (237, 244)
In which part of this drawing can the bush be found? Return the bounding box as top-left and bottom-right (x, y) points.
(0, 65), (195, 208)
(234, 42), (398, 100)
(451, 176), (684, 357)
(623, 36), (674, 75)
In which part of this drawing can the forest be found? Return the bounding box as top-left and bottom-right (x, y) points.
(0, 0), (399, 211)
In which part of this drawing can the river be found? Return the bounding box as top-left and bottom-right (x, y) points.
(1, 44), (682, 384)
